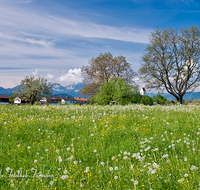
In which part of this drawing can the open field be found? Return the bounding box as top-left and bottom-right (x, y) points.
(0, 104), (200, 189)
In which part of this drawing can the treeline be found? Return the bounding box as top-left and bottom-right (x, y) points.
(89, 78), (169, 105)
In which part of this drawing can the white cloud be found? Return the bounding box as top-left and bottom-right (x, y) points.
(47, 73), (54, 79)
(0, 2), (151, 44)
(0, 32), (52, 47)
(0, 1), (150, 88)
(57, 68), (82, 86)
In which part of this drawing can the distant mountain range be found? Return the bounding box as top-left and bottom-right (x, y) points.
(1, 83), (200, 101)
(0, 83), (85, 98)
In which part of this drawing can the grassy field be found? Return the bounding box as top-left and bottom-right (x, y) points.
(0, 104), (200, 189)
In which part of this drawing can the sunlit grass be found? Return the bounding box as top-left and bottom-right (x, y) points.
(0, 104), (200, 189)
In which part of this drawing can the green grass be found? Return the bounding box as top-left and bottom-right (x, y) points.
(0, 104), (200, 189)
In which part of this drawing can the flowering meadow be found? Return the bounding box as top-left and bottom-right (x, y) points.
(0, 104), (200, 189)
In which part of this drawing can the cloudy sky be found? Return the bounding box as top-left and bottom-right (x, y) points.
(0, 0), (200, 88)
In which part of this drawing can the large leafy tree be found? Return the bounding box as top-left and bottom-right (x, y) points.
(139, 26), (200, 104)
(80, 52), (135, 97)
(93, 78), (134, 105)
(18, 75), (54, 105)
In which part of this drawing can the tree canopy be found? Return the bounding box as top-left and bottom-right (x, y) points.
(139, 26), (200, 104)
(93, 78), (135, 105)
(18, 75), (54, 105)
(80, 52), (135, 97)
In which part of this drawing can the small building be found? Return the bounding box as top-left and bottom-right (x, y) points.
(0, 95), (9, 104)
(64, 97), (77, 104)
(39, 97), (49, 105)
(14, 96), (21, 104)
(48, 96), (63, 105)
(169, 100), (175, 104)
(74, 97), (87, 105)
(140, 87), (146, 95)
(40, 96), (87, 105)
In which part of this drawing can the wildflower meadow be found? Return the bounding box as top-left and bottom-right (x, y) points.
(0, 104), (200, 189)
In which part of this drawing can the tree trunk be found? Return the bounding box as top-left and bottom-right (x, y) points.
(177, 96), (183, 104)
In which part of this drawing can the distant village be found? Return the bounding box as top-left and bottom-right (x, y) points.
(0, 87), (194, 105)
(0, 95), (87, 105)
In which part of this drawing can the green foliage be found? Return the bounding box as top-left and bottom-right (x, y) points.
(33, 101), (41, 105)
(113, 78), (134, 105)
(9, 92), (17, 103)
(93, 80), (115, 105)
(18, 75), (54, 105)
(93, 78), (134, 105)
(152, 94), (168, 105)
(192, 99), (200, 105)
(140, 95), (153, 105)
(131, 93), (142, 104)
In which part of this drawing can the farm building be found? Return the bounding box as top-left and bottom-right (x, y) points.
(0, 95), (9, 104)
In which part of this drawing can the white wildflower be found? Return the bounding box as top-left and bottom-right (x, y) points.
(85, 167), (89, 173)
(109, 167), (113, 171)
(153, 163), (159, 168)
(134, 180), (138, 185)
(114, 176), (118, 180)
(190, 165), (198, 171)
(74, 161), (78, 165)
(56, 149), (60, 153)
(61, 175), (68, 179)
(131, 165), (134, 170)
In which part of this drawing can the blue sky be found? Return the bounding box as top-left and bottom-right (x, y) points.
(0, 0), (200, 88)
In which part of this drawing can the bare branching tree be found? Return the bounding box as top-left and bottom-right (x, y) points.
(80, 52), (135, 97)
(139, 26), (200, 104)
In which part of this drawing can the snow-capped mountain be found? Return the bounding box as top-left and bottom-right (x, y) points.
(51, 83), (85, 97)
(1, 83), (200, 101)
(0, 83), (85, 97)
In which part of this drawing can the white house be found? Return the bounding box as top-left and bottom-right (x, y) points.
(140, 87), (146, 95)
(14, 96), (21, 104)
(61, 99), (65, 104)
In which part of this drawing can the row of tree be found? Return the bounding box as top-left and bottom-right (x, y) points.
(15, 26), (200, 105)
(80, 26), (200, 104)
(91, 78), (169, 105)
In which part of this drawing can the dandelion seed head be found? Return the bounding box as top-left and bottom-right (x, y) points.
(114, 176), (118, 180)
(109, 167), (113, 171)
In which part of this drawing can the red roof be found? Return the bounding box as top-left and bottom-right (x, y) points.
(74, 97), (87, 101)
(0, 95), (9, 99)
